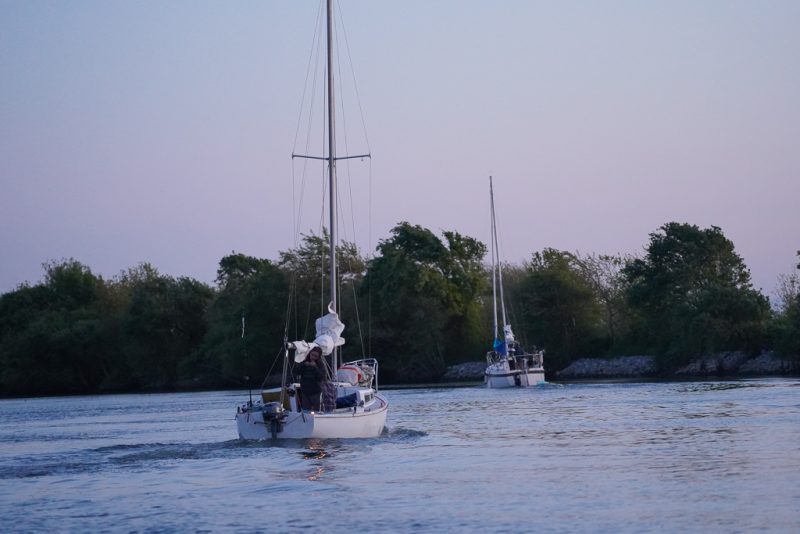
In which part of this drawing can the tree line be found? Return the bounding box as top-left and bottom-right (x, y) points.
(1, 221), (798, 396)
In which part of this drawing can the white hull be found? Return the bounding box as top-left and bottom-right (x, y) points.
(485, 369), (545, 388)
(236, 391), (388, 440)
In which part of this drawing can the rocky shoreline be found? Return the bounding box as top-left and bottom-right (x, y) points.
(442, 351), (796, 382)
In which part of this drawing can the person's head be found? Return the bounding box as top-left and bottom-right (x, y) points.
(308, 347), (322, 363)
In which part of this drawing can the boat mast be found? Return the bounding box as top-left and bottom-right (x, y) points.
(491, 177), (509, 334)
(490, 176), (499, 343)
(291, 0), (369, 370)
(326, 0), (338, 371)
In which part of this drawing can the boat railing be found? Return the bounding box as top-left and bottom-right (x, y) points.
(521, 351), (544, 369)
(340, 358), (380, 390)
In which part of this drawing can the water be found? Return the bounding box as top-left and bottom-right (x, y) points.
(0, 379), (798, 533)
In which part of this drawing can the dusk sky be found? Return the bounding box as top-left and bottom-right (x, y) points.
(2, 1), (798, 299)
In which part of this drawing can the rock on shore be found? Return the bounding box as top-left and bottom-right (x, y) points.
(442, 351), (793, 382)
(441, 361), (487, 382)
(557, 356), (656, 379)
(674, 351), (749, 376)
(672, 351), (794, 376)
(738, 352), (794, 375)
(557, 351), (793, 379)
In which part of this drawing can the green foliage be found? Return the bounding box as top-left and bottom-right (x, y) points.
(0, 223), (791, 396)
(573, 253), (632, 352)
(0, 260), (214, 396)
(769, 251), (800, 366)
(202, 253), (288, 384)
(364, 222), (488, 382)
(0, 260), (120, 395)
(516, 249), (607, 370)
(773, 299), (800, 365)
(116, 264), (214, 389)
(622, 222), (769, 369)
(279, 230), (366, 346)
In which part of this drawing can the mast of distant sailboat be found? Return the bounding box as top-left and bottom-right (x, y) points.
(489, 176), (510, 353)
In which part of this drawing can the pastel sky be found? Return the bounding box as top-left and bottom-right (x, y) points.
(1, 1), (798, 298)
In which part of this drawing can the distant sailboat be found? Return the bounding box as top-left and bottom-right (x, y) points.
(484, 177), (545, 388)
(235, 0), (387, 438)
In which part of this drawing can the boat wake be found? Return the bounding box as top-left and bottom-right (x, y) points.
(384, 427), (428, 440)
(0, 441), (245, 479)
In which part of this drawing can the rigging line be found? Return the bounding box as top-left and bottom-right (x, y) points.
(283, 234), (302, 342)
(332, 9), (362, 272)
(291, 1), (324, 155)
(334, 157), (368, 357)
(291, 27), (323, 343)
(291, 161), (297, 342)
(289, 6), (324, 345)
(495, 196), (508, 329)
(332, 9), (369, 357)
(334, 16), (360, 263)
(295, 6), (325, 249)
(302, 284), (314, 340)
(316, 48), (329, 319)
(336, 0), (371, 153)
(490, 178), (498, 341)
(334, 185), (367, 359)
(368, 157), (372, 357)
(350, 275), (367, 359)
(318, 162), (327, 318)
(259, 344), (287, 390)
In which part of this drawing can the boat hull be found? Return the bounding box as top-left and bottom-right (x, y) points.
(485, 369), (545, 388)
(236, 393), (388, 439)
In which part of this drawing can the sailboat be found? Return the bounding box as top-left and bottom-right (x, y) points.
(235, 0), (388, 439)
(484, 176), (545, 388)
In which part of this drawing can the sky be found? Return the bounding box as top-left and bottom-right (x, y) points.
(1, 0), (799, 298)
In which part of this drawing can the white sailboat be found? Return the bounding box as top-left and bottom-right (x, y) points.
(235, 0), (387, 439)
(484, 176), (545, 388)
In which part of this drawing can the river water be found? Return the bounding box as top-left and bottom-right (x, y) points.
(0, 378), (798, 532)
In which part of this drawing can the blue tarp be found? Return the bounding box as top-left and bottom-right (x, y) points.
(336, 392), (359, 408)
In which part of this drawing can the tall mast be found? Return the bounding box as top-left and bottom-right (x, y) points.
(491, 177), (509, 332)
(490, 176), (499, 342)
(326, 0), (338, 370)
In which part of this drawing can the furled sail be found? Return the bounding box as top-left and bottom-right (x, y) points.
(504, 324), (515, 344)
(292, 303), (346, 362)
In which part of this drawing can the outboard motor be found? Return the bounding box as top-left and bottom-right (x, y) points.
(261, 402), (286, 439)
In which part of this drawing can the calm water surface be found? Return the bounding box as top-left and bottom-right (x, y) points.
(0, 379), (798, 532)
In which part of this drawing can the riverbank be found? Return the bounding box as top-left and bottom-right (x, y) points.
(3, 351), (795, 399)
(442, 351), (797, 381)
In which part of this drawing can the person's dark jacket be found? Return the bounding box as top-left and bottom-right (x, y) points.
(296, 361), (324, 396)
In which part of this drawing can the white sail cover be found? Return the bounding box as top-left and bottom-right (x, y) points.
(504, 324), (516, 344)
(292, 303), (346, 362)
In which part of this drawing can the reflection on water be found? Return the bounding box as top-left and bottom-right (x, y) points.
(0, 380), (798, 532)
(301, 440), (331, 481)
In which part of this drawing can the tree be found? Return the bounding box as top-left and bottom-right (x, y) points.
(0, 260), (120, 395)
(202, 253), (289, 385)
(517, 249), (606, 371)
(278, 230), (366, 346)
(364, 222), (488, 382)
(623, 222), (769, 368)
(770, 251), (800, 367)
(775, 273), (799, 315)
(574, 253), (632, 351)
(116, 264), (213, 389)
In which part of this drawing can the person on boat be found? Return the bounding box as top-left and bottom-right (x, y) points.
(321, 375), (336, 413)
(296, 346), (325, 412)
